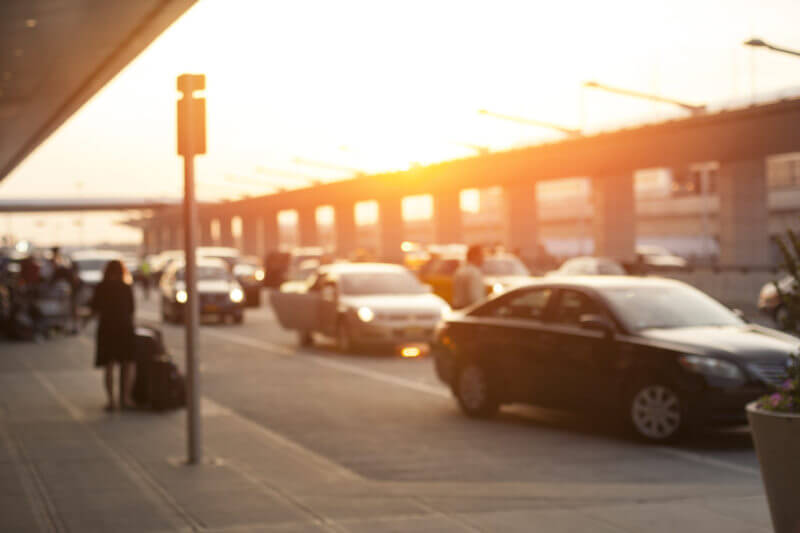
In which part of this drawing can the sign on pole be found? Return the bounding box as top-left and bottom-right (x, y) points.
(177, 73), (205, 465)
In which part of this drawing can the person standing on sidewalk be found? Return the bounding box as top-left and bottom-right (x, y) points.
(89, 260), (136, 411)
(452, 245), (486, 309)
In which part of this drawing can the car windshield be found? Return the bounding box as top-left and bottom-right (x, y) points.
(340, 271), (427, 295)
(481, 257), (529, 276)
(177, 266), (230, 281)
(600, 284), (743, 332)
(74, 259), (110, 271)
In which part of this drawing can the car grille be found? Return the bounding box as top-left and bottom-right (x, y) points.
(200, 293), (229, 305)
(747, 361), (790, 386)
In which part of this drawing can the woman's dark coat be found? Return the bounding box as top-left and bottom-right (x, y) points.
(90, 280), (134, 367)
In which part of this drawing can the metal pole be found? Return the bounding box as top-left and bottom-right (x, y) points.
(182, 95), (201, 465)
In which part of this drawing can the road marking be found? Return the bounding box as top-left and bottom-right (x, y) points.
(139, 309), (760, 478)
(654, 446), (759, 477)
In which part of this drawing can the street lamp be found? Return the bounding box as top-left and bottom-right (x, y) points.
(744, 37), (800, 58)
(582, 81), (706, 116)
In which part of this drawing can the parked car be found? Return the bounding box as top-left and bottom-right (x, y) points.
(636, 245), (688, 271)
(159, 257), (245, 324)
(758, 275), (794, 327)
(197, 246), (240, 269)
(263, 247), (325, 289)
(432, 276), (797, 442)
(547, 256), (626, 276)
(270, 262), (450, 353)
(232, 256), (265, 307)
(71, 249), (123, 305)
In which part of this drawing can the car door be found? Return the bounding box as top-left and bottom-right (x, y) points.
(471, 287), (555, 404)
(317, 277), (339, 337)
(541, 289), (617, 410)
(269, 274), (321, 332)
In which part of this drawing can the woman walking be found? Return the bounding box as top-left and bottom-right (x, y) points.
(90, 260), (136, 410)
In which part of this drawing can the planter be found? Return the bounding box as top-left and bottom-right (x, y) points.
(747, 402), (800, 533)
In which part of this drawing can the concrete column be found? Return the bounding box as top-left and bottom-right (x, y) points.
(262, 210), (279, 253)
(718, 158), (769, 267)
(219, 216), (234, 247)
(334, 202), (357, 258)
(297, 207), (318, 247)
(592, 173), (636, 263)
(379, 197), (404, 263)
(434, 190), (463, 244)
(199, 217), (213, 246)
(142, 228), (153, 255)
(504, 183), (539, 263)
(241, 216), (258, 255)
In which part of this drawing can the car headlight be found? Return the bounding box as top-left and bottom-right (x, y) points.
(491, 282), (504, 295)
(678, 355), (744, 381)
(357, 307), (375, 322)
(175, 290), (188, 303)
(254, 269), (265, 281)
(229, 287), (244, 303)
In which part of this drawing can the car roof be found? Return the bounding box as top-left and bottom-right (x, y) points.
(170, 257), (229, 270)
(197, 246), (240, 257)
(71, 249), (123, 260)
(322, 262), (409, 275)
(518, 275), (686, 291)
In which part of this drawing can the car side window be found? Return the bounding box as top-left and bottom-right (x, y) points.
(485, 288), (552, 320)
(308, 274), (326, 292)
(552, 290), (603, 326)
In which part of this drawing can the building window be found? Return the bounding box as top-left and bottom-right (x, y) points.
(767, 153), (800, 189)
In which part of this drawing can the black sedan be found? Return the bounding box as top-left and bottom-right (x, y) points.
(432, 276), (797, 442)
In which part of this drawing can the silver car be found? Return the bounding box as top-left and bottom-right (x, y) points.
(270, 262), (451, 354)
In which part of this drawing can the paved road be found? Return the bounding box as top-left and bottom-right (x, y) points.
(139, 290), (763, 486)
(0, 288), (775, 531)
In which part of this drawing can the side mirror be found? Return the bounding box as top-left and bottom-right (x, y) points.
(579, 314), (614, 336)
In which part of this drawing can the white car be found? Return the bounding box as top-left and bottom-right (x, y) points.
(270, 262), (451, 353)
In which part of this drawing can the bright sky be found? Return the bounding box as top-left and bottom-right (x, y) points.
(3, 0), (800, 245)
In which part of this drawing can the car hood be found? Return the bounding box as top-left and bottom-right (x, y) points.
(79, 270), (102, 284)
(175, 280), (233, 294)
(638, 325), (799, 362)
(340, 293), (449, 313)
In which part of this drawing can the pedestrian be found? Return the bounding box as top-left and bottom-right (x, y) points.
(89, 260), (136, 411)
(452, 245), (485, 309)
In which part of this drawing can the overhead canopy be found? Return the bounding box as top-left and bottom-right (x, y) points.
(0, 0), (197, 181)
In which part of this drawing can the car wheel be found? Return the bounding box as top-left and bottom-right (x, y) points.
(455, 363), (499, 418)
(433, 348), (455, 386)
(233, 313), (244, 324)
(627, 381), (685, 443)
(298, 330), (313, 347)
(337, 320), (355, 353)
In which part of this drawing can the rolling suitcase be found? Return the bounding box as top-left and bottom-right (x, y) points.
(132, 327), (185, 411)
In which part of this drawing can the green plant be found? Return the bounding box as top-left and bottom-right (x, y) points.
(757, 231), (800, 413)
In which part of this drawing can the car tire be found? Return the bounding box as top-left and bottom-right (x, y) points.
(233, 312), (244, 324)
(337, 320), (355, 353)
(455, 362), (499, 418)
(626, 380), (686, 443)
(298, 330), (313, 347)
(433, 348), (455, 386)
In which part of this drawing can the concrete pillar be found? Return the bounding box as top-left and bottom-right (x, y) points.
(241, 216), (258, 255)
(718, 159), (769, 267)
(199, 217), (213, 246)
(219, 215), (234, 247)
(379, 197), (404, 263)
(592, 173), (636, 263)
(334, 202), (357, 258)
(434, 190), (463, 244)
(504, 183), (539, 263)
(142, 228), (153, 255)
(262, 210), (279, 253)
(297, 207), (318, 247)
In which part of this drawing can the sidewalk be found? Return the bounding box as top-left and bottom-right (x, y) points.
(1, 333), (773, 532)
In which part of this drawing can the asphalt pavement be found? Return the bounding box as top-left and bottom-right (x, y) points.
(0, 288), (775, 532)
